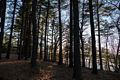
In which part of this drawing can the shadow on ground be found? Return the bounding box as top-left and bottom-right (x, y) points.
(0, 59), (120, 80)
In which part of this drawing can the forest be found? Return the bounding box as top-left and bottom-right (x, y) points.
(0, 0), (120, 80)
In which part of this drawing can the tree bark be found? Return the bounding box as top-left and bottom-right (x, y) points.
(80, 0), (85, 67)
(0, 0), (6, 59)
(69, 0), (73, 67)
(58, 0), (63, 65)
(89, 0), (98, 74)
(31, 0), (38, 68)
(39, 33), (43, 60)
(73, 0), (82, 79)
(51, 19), (55, 61)
(97, 0), (103, 70)
(44, 0), (50, 61)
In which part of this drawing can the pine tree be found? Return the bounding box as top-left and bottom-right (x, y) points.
(31, 0), (38, 68)
(58, 0), (63, 65)
(73, 0), (82, 79)
(69, 0), (73, 67)
(89, 0), (98, 74)
(0, 0), (6, 59)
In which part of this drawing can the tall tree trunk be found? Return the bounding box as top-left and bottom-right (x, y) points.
(46, 31), (49, 61)
(39, 19), (44, 60)
(31, 0), (38, 68)
(39, 33), (43, 60)
(22, 15), (27, 59)
(51, 19), (55, 61)
(53, 40), (57, 62)
(69, 0), (73, 67)
(18, 0), (25, 60)
(58, 0), (63, 65)
(97, 0), (103, 70)
(0, 0), (6, 59)
(73, 0), (82, 80)
(17, 32), (20, 55)
(80, 0), (85, 67)
(89, 0), (98, 74)
(37, 5), (42, 60)
(44, 0), (50, 61)
(6, 0), (17, 59)
(20, 9), (28, 59)
(53, 37), (59, 62)
(23, 12), (32, 60)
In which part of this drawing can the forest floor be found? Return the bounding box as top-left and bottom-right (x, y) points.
(0, 58), (120, 80)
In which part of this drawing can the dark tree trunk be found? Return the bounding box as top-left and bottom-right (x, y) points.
(89, 0), (98, 74)
(58, 0), (63, 65)
(46, 31), (49, 61)
(18, 0), (25, 60)
(44, 0), (50, 61)
(6, 0), (17, 59)
(53, 41), (57, 62)
(69, 0), (73, 67)
(17, 32), (20, 55)
(80, 0), (85, 67)
(39, 33), (43, 60)
(51, 19), (55, 61)
(97, 0), (103, 70)
(37, 5), (42, 60)
(0, 0), (6, 59)
(73, 0), (82, 80)
(31, 0), (38, 68)
(39, 15), (44, 60)
(53, 37), (59, 62)
(23, 12), (32, 60)
(80, 33), (85, 67)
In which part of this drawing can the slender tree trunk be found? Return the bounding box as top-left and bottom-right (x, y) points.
(6, 0), (17, 59)
(46, 31), (49, 61)
(51, 19), (55, 61)
(97, 0), (103, 70)
(37, 6), (42, 60)
(17, 32), (20, 54)
(27, 13), (32, 58)
(22, 17), (27, 59)
(80, 33), (85, 67)
(73, 0), (82, 80)
(44, 0), (50, 61)
(39, 33), (43, 60)
(58, 0), (63, 65)
(39, 18), (44, 60)
(22, 11), (31, 60)
(88, 38), (91, 68)
(31, 0), (38, 68)
(0, 0), (6, 59)
(18, 0), (25, 60)
(89, 0), (98, 74)
(80, 0), (85, 67)
(69, 0), (73, 67)
(53, 39), (58, 62)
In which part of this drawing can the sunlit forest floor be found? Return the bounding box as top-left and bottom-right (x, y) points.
(0, 58), (120, 80)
